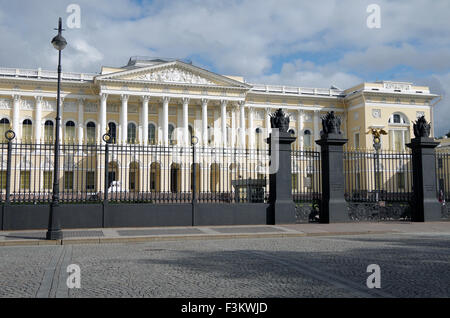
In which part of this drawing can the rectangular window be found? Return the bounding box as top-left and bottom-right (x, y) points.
(64, 171), (74, 190)
(394, 130), (403, 151)
(86, 171), (95, 191)
(354, 133), (360, 149)
(43, 171), (53, 190)
(20, 171), (31, 191)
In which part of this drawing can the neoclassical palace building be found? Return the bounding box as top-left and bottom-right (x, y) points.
(0, 57), (441, 198)
(0, 57), (440, 149)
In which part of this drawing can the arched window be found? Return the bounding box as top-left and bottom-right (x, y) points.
(22, 119), (33, 142)
(304, 130), (312, 147)
(127, 123), (137, 144)
(0, 118), (10, 142)
(168, 124), (175, 144)
(170, 163), (180, 193)
(44, 120), (54, 143)
(388, 113), (410, 150)
(148, 123), (156, 145)
(86, 122), (96, 144)
(129, 162), (139, 192)
(108, 122), (117, 144)
(255, 127), (263, 149)
(65, 121), (75, 143)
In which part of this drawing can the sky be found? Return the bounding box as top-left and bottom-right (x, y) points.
(0, 0), (449, 136)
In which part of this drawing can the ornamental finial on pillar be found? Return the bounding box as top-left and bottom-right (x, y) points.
(413, 116), (431, 138)
(270, 108), (290, 133)
(320, 111), (342, 137)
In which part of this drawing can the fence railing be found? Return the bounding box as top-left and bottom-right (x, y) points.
(291, 149), (322, 202)
(436, 151), (450, 202)
(343, 149), (413, 203)
(0, 142), (272, 204)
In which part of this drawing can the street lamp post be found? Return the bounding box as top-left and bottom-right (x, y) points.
(46, 17), (67, 240)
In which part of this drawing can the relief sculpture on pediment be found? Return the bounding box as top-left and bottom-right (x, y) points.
(134, 67), (215, 85)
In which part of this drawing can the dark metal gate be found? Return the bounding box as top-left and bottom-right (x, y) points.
(343, 148), (413, 221)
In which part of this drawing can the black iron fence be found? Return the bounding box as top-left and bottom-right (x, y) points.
(291, 149), (322, 202)
(343, 148), (413, 221)
(344, 148), (413, 202)
(436, 151), (450, 202)
(436, 150), (450, 219)
(291, 148), (322, 222)
(0, 142), (271, 204)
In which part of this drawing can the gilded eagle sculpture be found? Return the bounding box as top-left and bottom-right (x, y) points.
(413, 115), (431, 138)
(270, 108), (290, 133)
(366, 128), (388, 138)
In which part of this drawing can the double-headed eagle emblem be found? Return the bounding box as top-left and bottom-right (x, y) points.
(366, 128), (388, 138)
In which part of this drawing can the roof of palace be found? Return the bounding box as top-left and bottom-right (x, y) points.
(0, 57), (439, 100)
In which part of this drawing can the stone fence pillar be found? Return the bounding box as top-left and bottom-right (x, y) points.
(266, 109), (297, 224)
(406, 116), (441, 221)
(315, 112), (348, 223)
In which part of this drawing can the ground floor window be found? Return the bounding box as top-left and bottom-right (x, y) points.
(86, 171), (95, 191)
(43, 171), (52, 190)
(20, 171), (31, 191)
(64, 171), (74, 190)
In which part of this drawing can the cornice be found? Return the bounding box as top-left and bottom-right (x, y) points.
(97, 78), (250, 92)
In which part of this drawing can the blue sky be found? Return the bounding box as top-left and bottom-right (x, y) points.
(0, 0), (449, 136)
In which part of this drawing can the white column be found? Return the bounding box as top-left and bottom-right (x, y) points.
(120, 94), (129, 144)
(162, 96), (170, 146)
(248, 107), (254, 149)
(99, 93), (107, 143)
(12, 95), (20, 139)
(77, 98), (84, 145)
(265, 107), (271, 139)
(34, 96), (43, 143)
(141, 96), (149, 145)
(313, 110), (320, 149)
(201, 98), (208, 146)
(231, 106), (236, 148)
(182, 97), (189, 146)
(298, 110), (305, 151)
(239, 102), (246, 148)
(220, 100), (227, 147)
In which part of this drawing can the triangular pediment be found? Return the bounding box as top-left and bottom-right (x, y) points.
(96, 61), (250, 88)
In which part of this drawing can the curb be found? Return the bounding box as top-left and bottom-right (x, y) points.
(0, 230), (399, 247)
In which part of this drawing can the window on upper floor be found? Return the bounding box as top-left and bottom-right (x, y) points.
(0, 118), (10, 142)
(168, 124), (175, 145)
(148, 123), (156, 145)
(65, 121), (75, 143)
(86, 122), (96, 144)
(304, 130), (312, 147)
(127, 123), (137, 144)
(22, 119), (32, 142)
(108, 122), (117, 144)
(44, 120), (54, 144)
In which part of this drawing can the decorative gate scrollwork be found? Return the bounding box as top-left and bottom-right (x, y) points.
(347, 202), (412, 221)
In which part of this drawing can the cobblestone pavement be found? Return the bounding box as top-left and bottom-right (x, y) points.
(0, 233), (449, 298)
